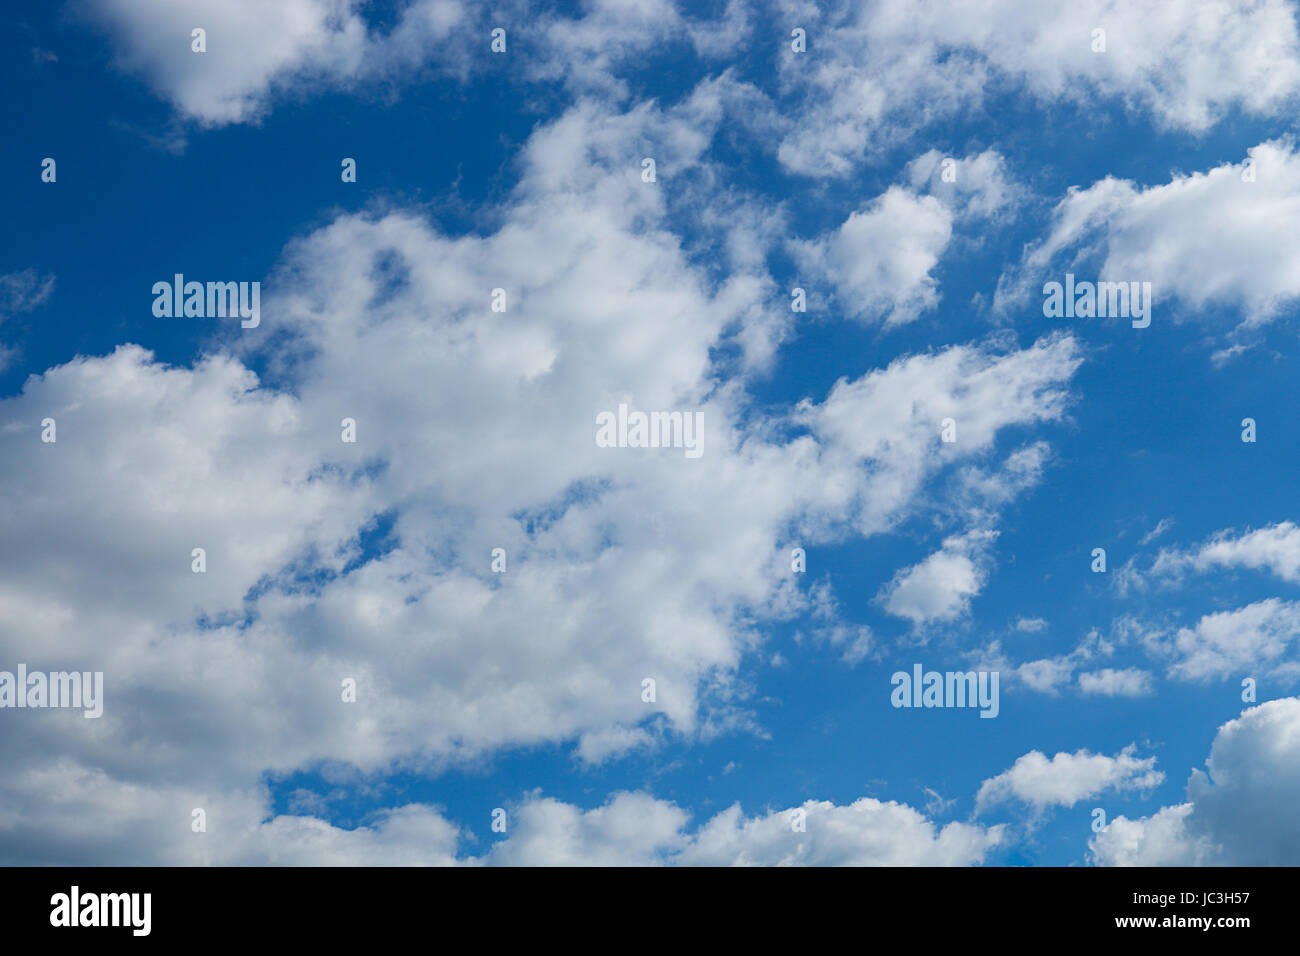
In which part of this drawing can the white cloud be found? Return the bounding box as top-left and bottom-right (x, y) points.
(1153, 521), (1300, 584)
(0, 268), (55, 371)
(875, 441), (1056, 630)
(1091, 697), (1300, 865)
(795, 334), (1080, 539)
(906, 148), (1022, 222)
(972, 628), (1116, 695)
(800, 621), (876, 667)
(0, 268), (55, 318)
(1145, 599), (1300, 682)
(573, 725), (658, 765)
(83, 0), (377, 126)
(1137, 517), (1174, 546)
(0, 92), (1084, 861)
(976, 744), (1163, 814)
(777, 1), (1300, 176)
(1089, 803), (1210, 866)
(1211, 343), (1250, 366)
(791, 187), (953, 326)
(1077, 668), (1154, 698)
(0, 768), (1002, 866)
(877, 529), (997, 626)
(1000, 140), (1300, 325)
(675, 798), (1003, 866)
(524, 0), (751, 97)
(0, 761), (463, 865)
(1014, 656), (1079, 694)
(483, 791), (689, 866)
(81, 0), (755, 127)
(489, 791), (999, 867)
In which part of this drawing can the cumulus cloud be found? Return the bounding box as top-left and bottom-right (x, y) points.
(790, 187), (953, 326)
(80, 0), (755, 126)
(906, 148), (1022, 222)
(777, 0), (1300, 175)
(15, 0), (1293, 874)
(83, 0), (378, 126)
(0, 771), (1003, 866)
(482, 791), (689, 866)
(523, 0), (753, 96)
(786, 151), (1021, 329)
(0, 89), (1082, 860)
(1114, 523), (1300, 685)
(971, 627), (1118, 696)
(676, 798), (1003, 866)
(81, 0), (1300, 165)
(1091, 697), (1300, 865)
(1151, 521), (1300, 585)
(794, 335), (1080, 539)
(1143, 599), (1300, 683)
(0, 761), (463, 866)
(877, 529), (998, 626)
(976, 745), (1163, 814)
(998, 140), (1300, 325)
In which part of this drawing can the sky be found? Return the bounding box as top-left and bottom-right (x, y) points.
(2, 0), (1300, 866)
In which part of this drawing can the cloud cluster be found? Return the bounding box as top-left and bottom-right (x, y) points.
(976, 744), (1162, 814)
(1145, 599), (1300, 683)
(0, 90), (1082, 861)
(1091, 697), (1300, 865)
(999, 140), (1300, 327)
(778, 0), (1300, 175)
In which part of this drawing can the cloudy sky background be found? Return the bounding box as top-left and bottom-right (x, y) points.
(3, 0), (1300, 865)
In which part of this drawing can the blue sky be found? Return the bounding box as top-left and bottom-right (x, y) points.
(4, 0), (1300, 866)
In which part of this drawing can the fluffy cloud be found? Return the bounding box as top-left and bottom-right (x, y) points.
(794, 335), (1080, 539)
(1151, 521), (1300, 584)
(81, 0), (1300, 166)
(1077, 668), (1154, 698)
(791, 187), (953, 325)
(482, 792), (689, 866)
(0, 761), (463, 866)
(83, 0), (378, 126)
(777, 1), (1300, 175)
(1110, 523), (1300, 683)
(80, 0), (753, 126)
(906, 148), (1022, 222)
(1144, 599), (1300, 683)
(877, 529), (997, 626)
(0, 780), (1006, 865)
(976, 745), (1163, 814)
(0, 90), (1082, 860)
(676, 798), (1003, 866)
(1000, 140), (1300, 325)
(1091, 697), (1300, 865)
(970, 626), (1118, 696)
(523, 0), (753, 96)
